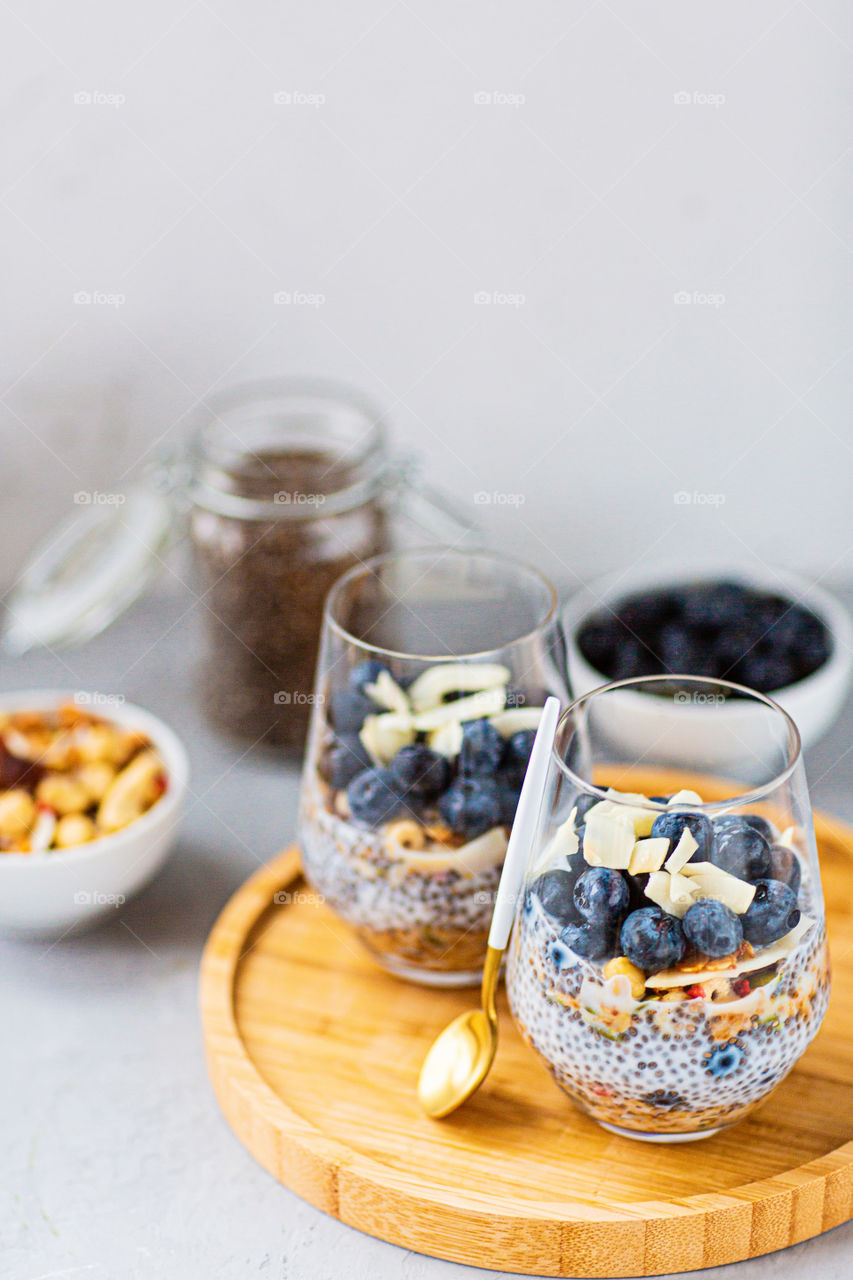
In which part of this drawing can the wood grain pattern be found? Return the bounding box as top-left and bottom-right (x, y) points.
(200, 774), (853, 1277)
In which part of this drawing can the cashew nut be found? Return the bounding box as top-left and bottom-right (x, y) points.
(54, 813), (98, 848)
(75, 761), (117, 803)
(76, 725), (143, 767)
(36, 775), (91, 816)
(97, 750), (165, 832)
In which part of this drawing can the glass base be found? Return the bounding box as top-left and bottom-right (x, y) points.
(597, 1120), (725, 1144)
(373, 953), (483, 988)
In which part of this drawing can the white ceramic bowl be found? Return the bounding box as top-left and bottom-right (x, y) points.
(0, 691), (189, 939)
(563, 565), (853, 768)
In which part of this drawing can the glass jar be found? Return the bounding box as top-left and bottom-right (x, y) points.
(186, 380), (396, 749)
(4, 378), (473, 752)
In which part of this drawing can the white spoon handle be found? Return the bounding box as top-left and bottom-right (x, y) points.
(488, 695), (561, 951)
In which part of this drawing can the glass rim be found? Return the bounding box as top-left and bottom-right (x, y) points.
(552, 673), (803, 813)
(324, 546), (559, 662)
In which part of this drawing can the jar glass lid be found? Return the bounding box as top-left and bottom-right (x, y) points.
(3, 484), (178, 655)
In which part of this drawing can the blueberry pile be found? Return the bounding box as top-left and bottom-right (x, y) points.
(324, 662), (537, 837)
(533, 803), (802, 974)
(577, 580), (830, 694)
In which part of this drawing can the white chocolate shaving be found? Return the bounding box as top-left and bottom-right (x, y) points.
(358, 713), (416, 766)
(411, 686), (506, 732)
(406, 662), (510, 712)
(364, 670), (410, 715)
(665, 827), (698, 874)
(629, 836), (670, 875)
(489, 707), (543, 737)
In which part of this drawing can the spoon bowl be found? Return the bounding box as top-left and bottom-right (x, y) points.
(417, 1008), (495, 1119)
(418, 946), (500, 1118)
(416, 696), (561, 1119)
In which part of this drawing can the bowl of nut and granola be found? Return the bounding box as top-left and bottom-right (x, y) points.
(0, 691), (189, 937)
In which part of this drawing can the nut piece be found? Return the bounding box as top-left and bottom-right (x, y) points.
(384, 820), (426, 852)
(0, 789), (36, 839)
(36, 775), (91, 816)
(97, 750), (165, 833)
(54, 813), (97, 848)
(604, 956), (647, 999)
(76, 725), (142, 767)
(75, 761), (117, 803)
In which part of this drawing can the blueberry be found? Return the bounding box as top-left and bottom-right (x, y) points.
(438, 777), (502, 839)
(650, 810), (713, 861)
(387, 743), (449, 801)
(574, 793), (600, 827)
(656, 623), (710, 676)
(767, 844), (802, 897)
(711, 823), (772, 881)
(577, 615), (620, 674)
(573, 867), (630, 927)
(458, 718), (505, 777)
(326, 733), (372, 790)
(682, 898), (743, 958)
(560, 921), (617, 960)
(503, 729), (536, 783)
(346, 768), (403, 826)
(624, 871), (649, 912)
(330, 688), (375, 734)
(705, 1041), (746, 1079)
(765, 604), (824, 653)
(741, 879), (800, 947)
(620, 907), (686, 972)
(611, 640), (656, 680)
(349, 658), (388, 692)
(737, 652), (796, 693)
(533, 869), (581, 927)
(496, 775), (522, 826)
(643, 1089), (685, 1110)
(548, 939), (573, 970)
(617, 588), (678, 633)
(743, 814), (776, 843)
(792, 628), (830, 678)
(682, 582), (749, 629)
(713, 814), (759, 841)
(713, 625), (756, 676)
(649, 795), (670, 804)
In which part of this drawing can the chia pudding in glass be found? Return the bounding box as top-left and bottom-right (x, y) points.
(506, 676), (830, 1141)
(298, 548), (569, 986)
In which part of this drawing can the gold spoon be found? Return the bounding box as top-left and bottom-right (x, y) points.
(417, 696), (562, 1118)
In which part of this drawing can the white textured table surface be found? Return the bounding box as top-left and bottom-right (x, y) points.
(3, 586), (853, 1280)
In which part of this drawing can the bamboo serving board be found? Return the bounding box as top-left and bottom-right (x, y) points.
(200, 794), (853, 1277)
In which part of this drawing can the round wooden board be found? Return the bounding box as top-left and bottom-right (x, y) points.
(200, 795), (853, 1277)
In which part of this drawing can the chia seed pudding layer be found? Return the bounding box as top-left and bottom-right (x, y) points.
(299, 781), (501, 974)
(507, 894), (830, 1136)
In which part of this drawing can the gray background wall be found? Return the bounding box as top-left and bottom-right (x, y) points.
(3, 0), (853, 592)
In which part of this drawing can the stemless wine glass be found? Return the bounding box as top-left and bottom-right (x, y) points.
(506, 675), (830, 1141)
(298, 547), (570, 986)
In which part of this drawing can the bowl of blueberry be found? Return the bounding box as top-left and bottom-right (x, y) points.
(564, 565), (852, 758)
